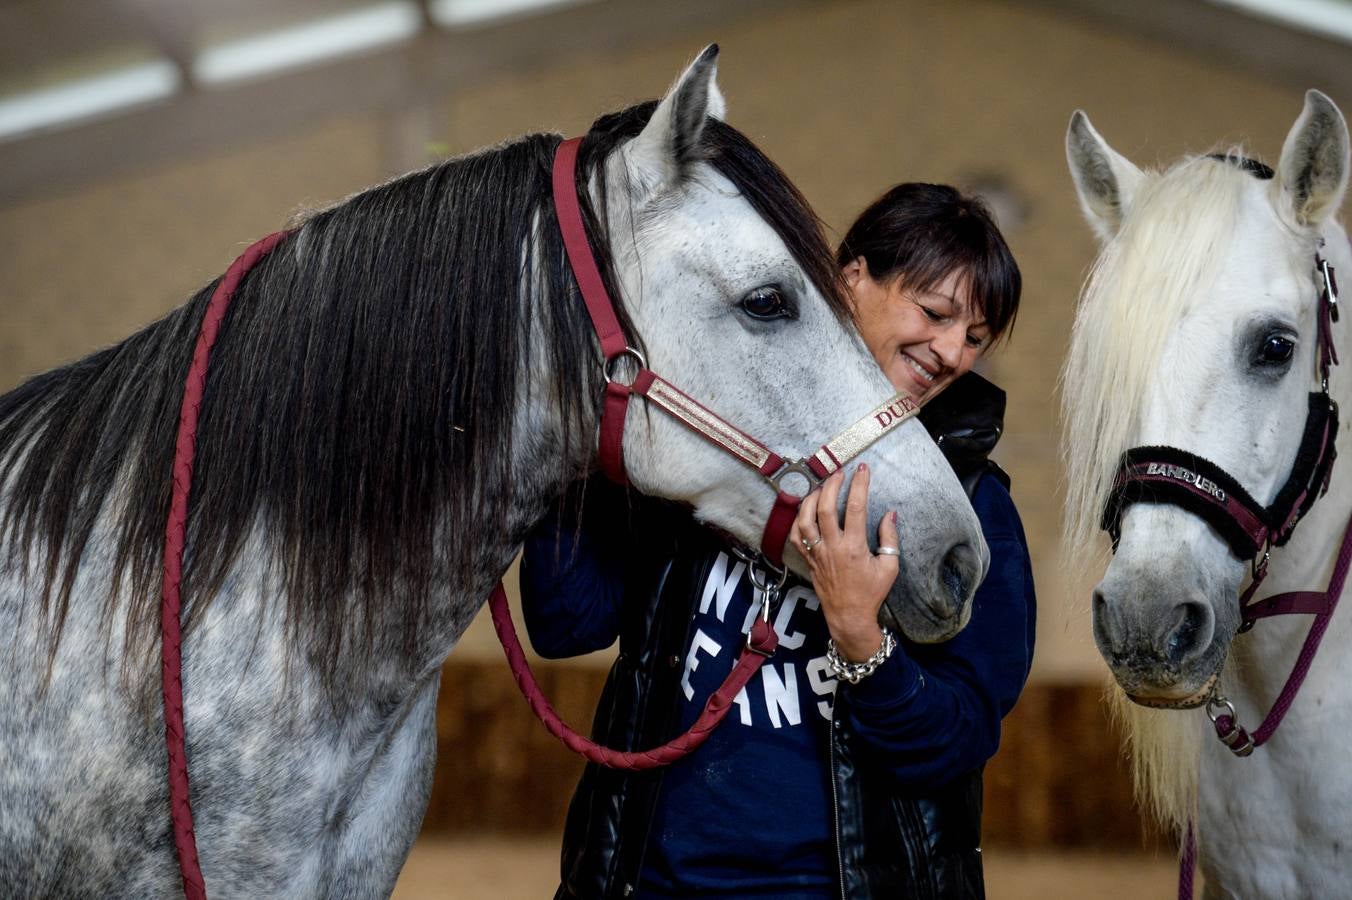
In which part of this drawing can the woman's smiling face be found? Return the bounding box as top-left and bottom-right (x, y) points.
(844, 257), (989, 400)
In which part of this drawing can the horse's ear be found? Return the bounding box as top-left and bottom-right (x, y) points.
(1275, 90), (1350, 228)
(623, 45), (725, 199)
(1066, 110), (1144, 243)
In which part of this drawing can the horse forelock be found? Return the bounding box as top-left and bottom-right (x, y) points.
(0, 100), (842, 699)
(1061, 155), (1253, 574)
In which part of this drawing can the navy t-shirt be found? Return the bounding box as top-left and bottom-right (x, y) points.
(637, 551), (838, 899)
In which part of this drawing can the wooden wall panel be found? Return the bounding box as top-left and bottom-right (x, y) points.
(425, 663), (1165, 851)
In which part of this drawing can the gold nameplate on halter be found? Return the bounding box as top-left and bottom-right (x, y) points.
(644, 377), (773, 469)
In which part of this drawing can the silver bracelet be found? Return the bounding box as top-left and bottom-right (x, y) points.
(826, 628), (897, 684)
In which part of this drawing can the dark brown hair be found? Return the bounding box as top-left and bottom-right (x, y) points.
(836, 182), (1021, 343)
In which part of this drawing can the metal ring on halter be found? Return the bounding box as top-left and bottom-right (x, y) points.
(603, 347), (647, 386)
(747, 560), (790, 595)
(769, 458), (821, 500)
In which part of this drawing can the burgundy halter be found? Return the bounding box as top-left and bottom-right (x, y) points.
(484, 135), (927, 761)
(157, 134), (927, 898)
(1101, 252), (1340, 591)
(547, 136), (923, 568)
(1095, 241), (1347, 899)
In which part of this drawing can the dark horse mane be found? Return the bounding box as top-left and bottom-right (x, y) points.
(0, 101), (845, 693)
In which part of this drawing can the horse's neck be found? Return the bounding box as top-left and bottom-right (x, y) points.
(1196, 320), (1352, 890)
(420, 257), (609, 663)
(1200, 391), (1352, 889)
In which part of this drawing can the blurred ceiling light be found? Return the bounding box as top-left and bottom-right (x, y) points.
(193, 1), (423, 87)
(0, 60), (180, 142)
(1210, 0), (1352, 43)
(429, 0), (594, 28)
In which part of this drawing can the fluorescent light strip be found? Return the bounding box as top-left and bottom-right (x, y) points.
(429, 0), (593, 28)
(0, 60), (180, 142)
(1209, 0), (1352, 44)
(194, 1), (423, 86)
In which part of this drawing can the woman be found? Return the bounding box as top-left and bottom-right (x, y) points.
(521, 183), (1033, 900)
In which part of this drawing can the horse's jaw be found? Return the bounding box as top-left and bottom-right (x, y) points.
(644, 415), (989, 645)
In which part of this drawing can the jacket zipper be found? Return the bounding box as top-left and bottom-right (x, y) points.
(828, 713), (847, 900)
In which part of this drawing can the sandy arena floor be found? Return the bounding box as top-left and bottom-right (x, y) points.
(392, 837), (1177, 899)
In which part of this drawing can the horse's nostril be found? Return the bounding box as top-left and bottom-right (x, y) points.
(930, 542), (977, 620)
(1091, 588), (1125, 658)
(1163, 600), (1213, 666)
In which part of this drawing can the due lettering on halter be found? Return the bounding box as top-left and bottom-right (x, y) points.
(874, 396), (920, 429)
(1143, 462), (1228, 502)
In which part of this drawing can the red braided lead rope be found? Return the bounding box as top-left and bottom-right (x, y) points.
(161, 231), (288, 900)
(488, 583), (778, 768)
(160, 228), (776, 900)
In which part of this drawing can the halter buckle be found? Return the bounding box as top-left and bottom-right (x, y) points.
(1251, 542), (1271, 582)
(1321, 258), (1339, 323)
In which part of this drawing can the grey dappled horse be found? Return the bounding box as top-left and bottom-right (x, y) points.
(0, 48), (984, 898)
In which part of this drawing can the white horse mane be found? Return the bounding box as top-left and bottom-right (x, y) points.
(1060, 152), (1254, 832)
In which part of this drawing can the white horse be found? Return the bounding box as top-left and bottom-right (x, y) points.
(0, 48), (987, 898)
(1063, 91), (1352, 897)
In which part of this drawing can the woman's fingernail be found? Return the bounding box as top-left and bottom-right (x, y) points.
(860, 462), (868, 473)
(891, 510), (899, 525)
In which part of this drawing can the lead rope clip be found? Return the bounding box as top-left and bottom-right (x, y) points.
(1206, 692), (1255, 757)
(746, 560), (786, 656)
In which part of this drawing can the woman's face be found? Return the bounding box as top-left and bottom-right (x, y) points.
(844, 257), (989, 400)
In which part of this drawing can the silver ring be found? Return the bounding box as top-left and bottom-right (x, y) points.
(876, 546), (901, 557)
(802, 537), (823, 552)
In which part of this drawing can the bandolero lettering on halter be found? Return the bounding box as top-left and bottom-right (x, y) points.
(1144, 462), (1228, 502)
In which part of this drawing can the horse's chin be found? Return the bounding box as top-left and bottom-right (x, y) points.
(1126, 669), (1221, 710)
(880, 592), (969, 645)
(1116, 651), (1227, 710)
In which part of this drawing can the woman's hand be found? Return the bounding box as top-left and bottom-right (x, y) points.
(790, 464), (900, 663)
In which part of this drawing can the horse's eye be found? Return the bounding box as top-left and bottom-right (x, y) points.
(739, 286), (793, 321)
(1258, 334), (1295, 366)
